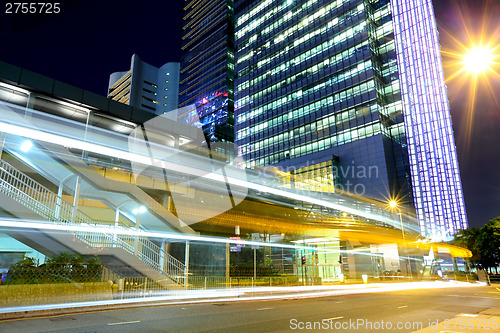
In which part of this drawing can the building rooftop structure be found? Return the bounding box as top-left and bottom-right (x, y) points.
(108, 54), (180, 116)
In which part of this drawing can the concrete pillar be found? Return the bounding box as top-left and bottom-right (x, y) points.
(134, 212), (141, 256)
(184, 241), (190, 287)
(226, 242), (230, 286)
(160, 240), (167, 273)
(0, 132), (5, 159)
(114, 209), (120, 245)
(71, 176), (80, 223)
(452, 257), (459, 272)
(82, 111), (92, 160)
(25, 92), (36, 119)
(55, 182), (63, 219)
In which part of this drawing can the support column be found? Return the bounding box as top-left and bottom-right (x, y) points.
(25, 92), (36, 119)
(226, 242), (230, 287)
(168, 195), (174, 213)
(82, 111), (92, 160)
(71, 176), (80, 223)
(160, 240), (167, 273)
(55, 182), (63, 219)
(0, 132), (6, 160)
(134, 212), (141, 256)
(254, 247), (257, 281)
(184, 241), (190, 288)
(114, 209), (120, 245)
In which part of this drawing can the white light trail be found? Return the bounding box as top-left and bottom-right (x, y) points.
(0, 101), (416, 232)
(0, 281), (479, 315)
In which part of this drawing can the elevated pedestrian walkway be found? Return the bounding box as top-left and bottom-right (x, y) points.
(0, 158), (187, 287)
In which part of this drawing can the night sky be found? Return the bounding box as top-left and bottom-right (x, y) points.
(0, 0), (498, 228)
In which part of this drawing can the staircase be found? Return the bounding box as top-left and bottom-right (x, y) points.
(0, 159), (186, 285)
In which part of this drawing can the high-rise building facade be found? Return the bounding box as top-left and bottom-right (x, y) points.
(108, 54), (180, 115)
(179, 0), (235, 144)
(234, 0), (467, 239)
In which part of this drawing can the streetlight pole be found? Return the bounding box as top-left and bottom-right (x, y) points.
(398, 210), (411, 279)
(390, 201), (411, 279)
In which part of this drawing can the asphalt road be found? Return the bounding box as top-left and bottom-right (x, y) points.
(1, 285), (500, 333)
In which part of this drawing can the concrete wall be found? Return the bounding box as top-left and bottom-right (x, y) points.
(0, 282), (113, 308)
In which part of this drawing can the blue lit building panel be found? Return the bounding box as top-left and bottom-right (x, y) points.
(390, 0), (468, 238)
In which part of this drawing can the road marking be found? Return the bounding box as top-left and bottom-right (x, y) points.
(447, 294), (500, 300)
(325, 316), (344, 321)
(398, 305), (408, 309)
(108, 321), (141, 326)
(458, 314), (478, 317)
(257, 307), (273, 311)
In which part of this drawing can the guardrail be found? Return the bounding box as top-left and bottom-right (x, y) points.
(0, 159), (186, 285)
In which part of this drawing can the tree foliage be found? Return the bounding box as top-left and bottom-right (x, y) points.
(5, 253), (102, 284)
(453, 217), (500, 271)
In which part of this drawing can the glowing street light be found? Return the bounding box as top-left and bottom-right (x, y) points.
(132, 206), (147, 215)
(462, 45), (495, 75)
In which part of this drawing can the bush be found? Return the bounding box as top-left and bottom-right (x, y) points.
(5, 253), (103, 285)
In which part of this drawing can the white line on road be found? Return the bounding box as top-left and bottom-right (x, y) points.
(325, 316), (344, 321)
(108, 320), (141, 326)
(257, 307), (274, 311)
(398, 305), (408, 309)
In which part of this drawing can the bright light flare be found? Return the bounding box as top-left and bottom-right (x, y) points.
(462, 46), (494, 74)
(132, 206), (147, 214)
(20, 140), (33, 152)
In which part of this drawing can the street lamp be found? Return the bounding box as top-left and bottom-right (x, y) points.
(389, 200), (411, 278)
(133, 206), (146, 255)
(462, 45), (494, 75)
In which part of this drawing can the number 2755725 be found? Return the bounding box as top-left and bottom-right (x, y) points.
(5, 3), (61, 14)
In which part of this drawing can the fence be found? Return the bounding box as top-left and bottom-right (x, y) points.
(187, 275), (299, 289)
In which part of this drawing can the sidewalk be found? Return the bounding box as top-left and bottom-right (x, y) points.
(412, 310), (500, 332)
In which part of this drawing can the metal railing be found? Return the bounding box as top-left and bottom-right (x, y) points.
(0, 159), (186, 285)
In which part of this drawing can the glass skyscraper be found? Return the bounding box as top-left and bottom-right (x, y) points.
(234, 0), (467, 239)
(179, 0), (235, 145)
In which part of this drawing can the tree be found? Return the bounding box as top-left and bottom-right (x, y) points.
(477, 218), (500, 272)
(453, 227), (482, 265)
(453, 217), (500, 273)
